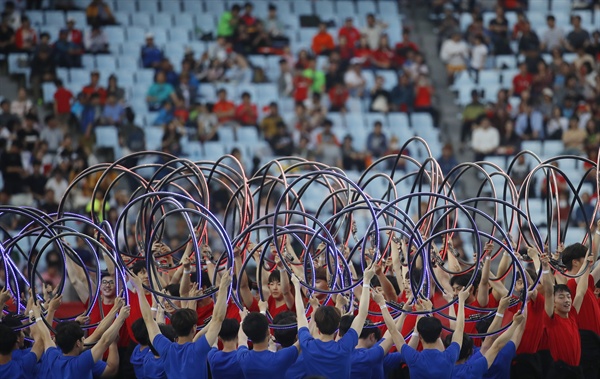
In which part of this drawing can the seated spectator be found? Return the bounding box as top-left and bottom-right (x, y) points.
(471, 115), (500, 161)
(371, 34), (395, 70)
(10, 87), (33, 119)
(156, 58), (179, 88)
(573, 192), (595, 227)
(152, 101), (174, 126)
(0, 140), (24, 194)
(328, 82), (349, 112)
(235, 92), (258, 126)
(354, 36), (372, 67)
(177, 72), (197, 109)
(562, 115), (587, 155)
(303, 56), (325, 94)
(366, 121), (388, 159)
(217, 4), (241, 39)
(141, 33), (163, 69)
(344, 59), (366, 98)
(338, 18), (361, 50)
(80, 93), (102, 136)
(146, 71), (176, 111)
(369, 76), (391, 113)
(363, 13), (388, 50)
(324, 60), (343, 92)
(260, 102), (284, 140)
(269, 121), (294, 156)
(53, 28), (82, 68)
(98, 93), (124, 126)
(414, 74), (438, 125)
(40, 114), (64, 153)
(461, 89), (486, 142)
(470, 34), (488, 76)
(573, 47), (594, 73)
(0, 12), (15, 54)
(515, 103), (544, 140)
(311, 22), (334, 56)
(341, 135), (367, 171)
(29, 45), (56, 101)
(26, 160), (47, 203)
(465, 16), (489, 46)
(224, 55), (252, 84)
(251, 20), (271, 54)
(314, 119), (342, 167)
(66, 17), (83, 48)
(82, 70), (106, 103)
(512, 62), (532, 97)
(440, 31), (468, 84)
(391, 72), (414, 112)
(161, 119), (183, 155)
(512, 12), (528, 40)
(264, 4), (288, 47)
(193, 103), (219, 142)
(3, 1), (21, 29)
(541, 15), (565, 52)
(213, 88), (236, 125)
(395, 27), (420, 67)
(547, 106), (568, 140)
(17, 114), (40, 152)
(209, 36), (230, 62)
(278, 59), (293, 97)
(517, 21), (540, 64)
(566, 15), (590, 52)
(437, 143), (458, 177)
(14, 15), (36, 52)
(85, 0), (116, 26)
(293, 68), (312, 103)
(240, 2), (258, 36)
(304, 92), (327, 128)
(84, 25), (108, 54)
(488, 6), (511, 55)
(106, 74), (125, 103)
(53, 79), (74, 127)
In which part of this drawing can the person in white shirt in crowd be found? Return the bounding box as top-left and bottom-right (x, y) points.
(84, 25), (109, 54)
(344, 58), (367, 98)
(10, 87), (32, 118)
(44, 168), (69, 204)
(440, 31), (469, 85)
(470, 34), (488, 82)
(471, 115), (500, 161)
(540, 15), (565, 52)
(277, 58), (293, 97)
(362, 13), (387, 50)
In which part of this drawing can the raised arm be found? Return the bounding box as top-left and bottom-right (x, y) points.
(179, 256), (192, 301)
(573, 254), (593, 313)
(90, 305), (130, 363)
(101, 343), (119, 378)
(372, 288), (404, 352)
(478, 251), (493, 307)
(65, 253), (91, 303)
(482, 312), (525, 368)
(45, 293), (62, 324)
(130, 273), (161, 342)
(480, 296), (511, 353)
(31, 303), (55, 357)
(84, 298), (124, 344)
(238, 308), (249, 347)
(350, 266), (376, 335)
(452, 285), (471, 347)
(202, 271), (232, 346)
(276, 255), (295, 309)
(541, 253), (555, 317)
(291, 274), (308, 329)
(375, 259), (397, 302)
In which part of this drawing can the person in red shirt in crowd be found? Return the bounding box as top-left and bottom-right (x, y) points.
(395, 28), (419, 67)
(371, 34), (395, 70)
(240, 2), (258, 36)
(82, 70), (107, 104)
(336, 35), (354, 64)
(560, 241), (600, 378)
(328, 82), (349, 112)
(311, 21), (335, 56)
(512, 61), (532, 97)
(338, 17), (361, 49)
(295, 49), (310, 70)
(235, 91), (258, 126)
(52, 79), (73, 126)
(541, 251), (590, 379)
(413, 74), (439, 127)
(259, 244), (295, 319)
(213, 88), (236, 124)
(14, 15), (36, 52)
(66, 17), (83, 48)
(354, 35), (372, 68)
(293, 69), (312, 103)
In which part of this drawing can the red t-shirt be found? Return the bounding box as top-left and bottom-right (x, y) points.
(234, 103), (258, 126)
(371, 49), (395, 68)
(267, 295), (292, 319)
(82, 85), (107, 104)
(543, 311), (581, 366)
(125, 289), (153, 343)
(86, 298), (130, 348)
(197, 300), (215, 326)
(414, 85), (432, 108)
(354, 48), (372, 66)
(293, 76), (311, 102)
(566, 276), (600, 335)
(338, 27), (361, 48)
(328, 87), (349, 108)
(213, 100), (236, 123)
(173, 107), (189, 122)
(225, 297), (260, 321)
(515, 294), (546, 354)
(512, 73), (532, 96)
(68, 28), (83, 46)
(54, 87), (74, 114)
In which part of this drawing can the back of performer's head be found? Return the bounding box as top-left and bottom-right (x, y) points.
(416, 317), (442, 343)
(170, 308), (198, 337)
(273, 311), (297, 347)
(242, 312), (269, 343)
(313, 306), (341, 335)
(0, 324), (17, 355)
(218, 318), (240, 342)
(159, 323), (177, 342)
(55, 321), (85, 353)
(561, 243), (587, 271)
(132, 318), (150, 346)
(444, 332), (474, 361)
(338, 314), (354, 337)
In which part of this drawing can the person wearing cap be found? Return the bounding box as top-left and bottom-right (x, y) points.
(141, 33), (163, 69)
(339, 17), (360, 50)
(86, 0), (116, 26)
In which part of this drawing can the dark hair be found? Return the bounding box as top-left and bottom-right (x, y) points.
(131, 260), (147, 275)
(360, 322), (382, 341)
(55, 321), (85, 353)
(132, 318), (150, 346)
(242, 312), (269, 343)
(554, 284), (572, 296)
(268, 269), (281, 283)
(170, 308), (198, 337)
(0, 324), (17, 355)
(561, 243), (587, 270)
(547, 15), (555, 21)
(450, 272), (480, 291)
(338, 314), (354, 337)
(159, 323), (177, 342)
(273, 312), (297, 347)
(219, 318), (240, 342)
(313, 306), (341, 335)
(241, 91), (251, 98)
(165, 283), (180, 297)
(191, 270), (212, 288)
(386, 275), (401, 296)
(444, 332), (473, 360)
(595, 279), (600, 289)
(232, 4), (241, 11)
(416, 317), (442, 343)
